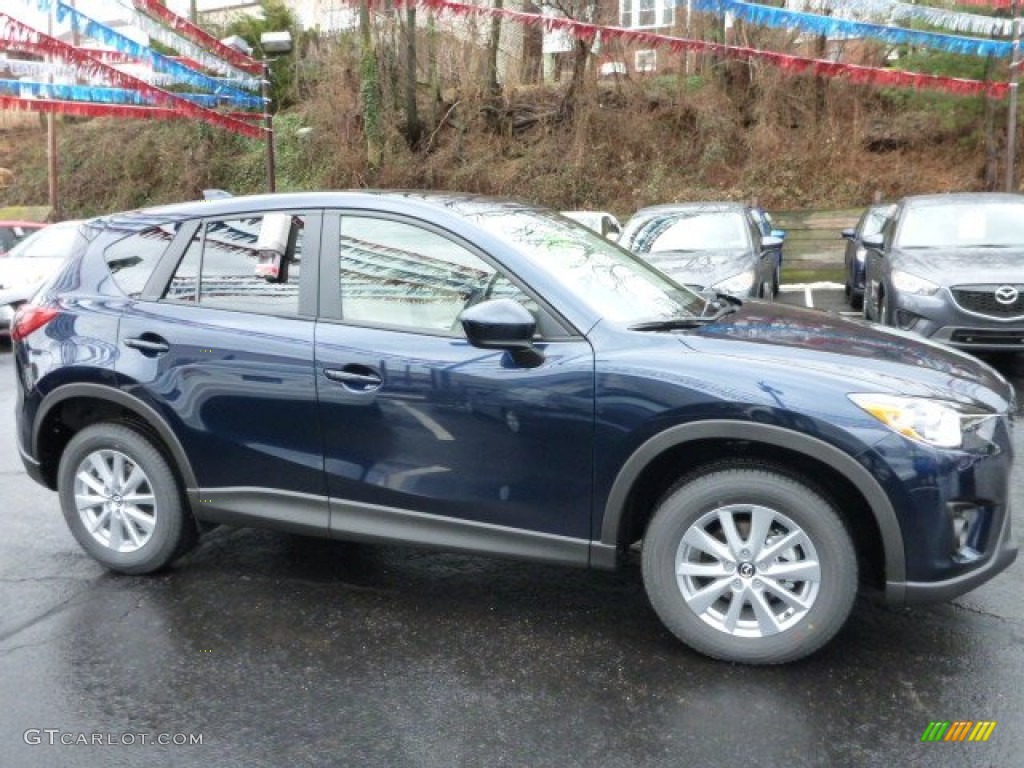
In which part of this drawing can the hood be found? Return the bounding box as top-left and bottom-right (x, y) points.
(893, 246), (1024, 287)
(680, 300), (1013, 412)
(642, 248), (754, 289)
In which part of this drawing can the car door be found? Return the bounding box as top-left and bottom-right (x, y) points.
(314, 211), (597, 562)
(115, 209), (328, 532)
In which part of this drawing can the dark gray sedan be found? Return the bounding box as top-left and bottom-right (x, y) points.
(619, 202), (783, 298)
(862, 192), (1024, 351)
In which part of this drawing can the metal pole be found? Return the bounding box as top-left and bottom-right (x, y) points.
(46, 6), (58, 218)
(262, 61), (275, 193)
(1008, 0), (1021, 192)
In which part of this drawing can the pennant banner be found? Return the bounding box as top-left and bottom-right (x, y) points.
(0, 78), (231, 109)
(107, 0), (261, 87)
(0, 93), (248, 125)
(51, 2), (262, 108)
(0, 13), (264, 137)
(804, 0), (1013, 38)
(690, 0), (1013, 58)
(402, 0), (1009, 98)
(132, 0), (264, 75)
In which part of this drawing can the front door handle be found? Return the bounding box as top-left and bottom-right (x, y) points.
(124, 334), (170, 356)
(324, 366), (382, 391)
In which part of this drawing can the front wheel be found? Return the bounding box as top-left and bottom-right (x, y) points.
(58, 423), (196, 574)
(642, 467), (857, 664)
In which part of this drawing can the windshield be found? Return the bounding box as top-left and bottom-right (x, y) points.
(897, 202), (1024, 248)
(640, 211), (750, 252)
(7, 222), (83, 259)
(466, 207), (705, 324)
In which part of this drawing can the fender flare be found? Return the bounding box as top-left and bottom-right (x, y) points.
(599, 420), (906, 584)
(34, 383), (199, 491)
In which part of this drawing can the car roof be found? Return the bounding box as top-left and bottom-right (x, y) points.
(900, 192), (1024, 208)
(94, 191), (541, 227)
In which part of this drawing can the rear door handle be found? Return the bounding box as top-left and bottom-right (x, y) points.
(324, 366), (382, 391)
(124, 335), (170, 356)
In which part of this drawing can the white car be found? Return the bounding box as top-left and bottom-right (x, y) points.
(0, 220), (83, 339)
(560, 210), (622, 241)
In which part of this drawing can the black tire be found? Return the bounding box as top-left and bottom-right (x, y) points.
(641, 467), (857, 664)
(850, 291), (863, 311)
(772, 264), (781, 297)
(57, 423), (196, 574)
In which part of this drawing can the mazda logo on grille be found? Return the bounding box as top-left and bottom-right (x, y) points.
(995, 285), (1019, 305)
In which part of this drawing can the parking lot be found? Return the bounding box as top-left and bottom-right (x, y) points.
(1, 294), (1023, 767)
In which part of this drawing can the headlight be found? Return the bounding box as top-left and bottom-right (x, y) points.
(848, 393), (994, 449)
(854, 247), (866, 263)
(891, 270), (939, 296)
(712, 270), (756, 295)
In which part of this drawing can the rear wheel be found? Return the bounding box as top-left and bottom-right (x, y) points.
(58, 423), (196, 574)
(642, 467), (857, 664)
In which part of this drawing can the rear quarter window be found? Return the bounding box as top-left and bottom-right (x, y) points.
(103, 224), (179, 297)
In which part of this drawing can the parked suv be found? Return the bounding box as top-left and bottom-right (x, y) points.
(863, 192), (1024, 349)
(13, 193), (1018, 664)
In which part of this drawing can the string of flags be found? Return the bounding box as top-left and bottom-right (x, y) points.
(0, 1), (265, 137)
(0, 0), (1020, 138)
(399, 0), (1017, 98)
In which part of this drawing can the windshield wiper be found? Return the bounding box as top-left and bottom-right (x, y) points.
(629, 303), (740, 332)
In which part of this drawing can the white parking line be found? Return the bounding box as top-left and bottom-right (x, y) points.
(804, 286), (814, 308)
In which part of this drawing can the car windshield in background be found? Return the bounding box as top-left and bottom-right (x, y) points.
(467, 207), (705, 325)
(863, 208), (891, 237)
(648, 211), (748, 252)
(897, 201), (1024, 248)
(7, 222), (82, 259)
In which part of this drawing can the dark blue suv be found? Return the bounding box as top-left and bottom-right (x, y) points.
(12, 193), (1018, 664)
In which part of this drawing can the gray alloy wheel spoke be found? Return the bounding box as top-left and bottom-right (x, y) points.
(121, 506), (155, 533)
(122, 465), (147, 495)
(746, 506), (775, 559)
(717, 509), (746, 557)
(757, 530), (803, 564)
(681, 527), (734, 564)
(75, 449), (157, 554)
(762, 580), (813, 613)
(675, 504), (821, 639)
(749, 588), (783, 636)
(677, 561), (730, 578)
(88, 507), (111, 533)
(760, 559), (821, 583)
(684, 578), (734, 614)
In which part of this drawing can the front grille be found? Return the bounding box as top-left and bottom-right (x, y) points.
(951, 284), (1024, 317)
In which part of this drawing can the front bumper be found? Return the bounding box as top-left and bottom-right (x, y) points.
(885, 501), (1017, 604)
(892, 289), (1024, 350)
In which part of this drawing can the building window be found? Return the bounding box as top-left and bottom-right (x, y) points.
(619, 0), (674, 29)
(635, 50), (657, 74)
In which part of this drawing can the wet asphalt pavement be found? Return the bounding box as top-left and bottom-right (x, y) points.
(1, 290), (1023, 767)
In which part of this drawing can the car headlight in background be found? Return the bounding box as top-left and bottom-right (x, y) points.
(891, 269), (940, 296)
(848, 394), (994, 449)
(855, 247), (867, 263)
(711, 270), (756, 295)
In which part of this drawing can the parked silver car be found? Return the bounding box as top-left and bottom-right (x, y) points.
(619, 202), (783, 298)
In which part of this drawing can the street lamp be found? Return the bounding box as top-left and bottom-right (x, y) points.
(259, 31), (293, 194)
(221, 30), (293, 193)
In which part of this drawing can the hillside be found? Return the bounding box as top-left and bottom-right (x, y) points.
(0, 45), (1015, 221)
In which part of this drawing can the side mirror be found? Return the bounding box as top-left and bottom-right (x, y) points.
(460, 298), (536, 349)
(761, 235), (784, 250)
(770, 229), (786, 240)
(840, 228), (856, 240)
(861, 233), (884, 250)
